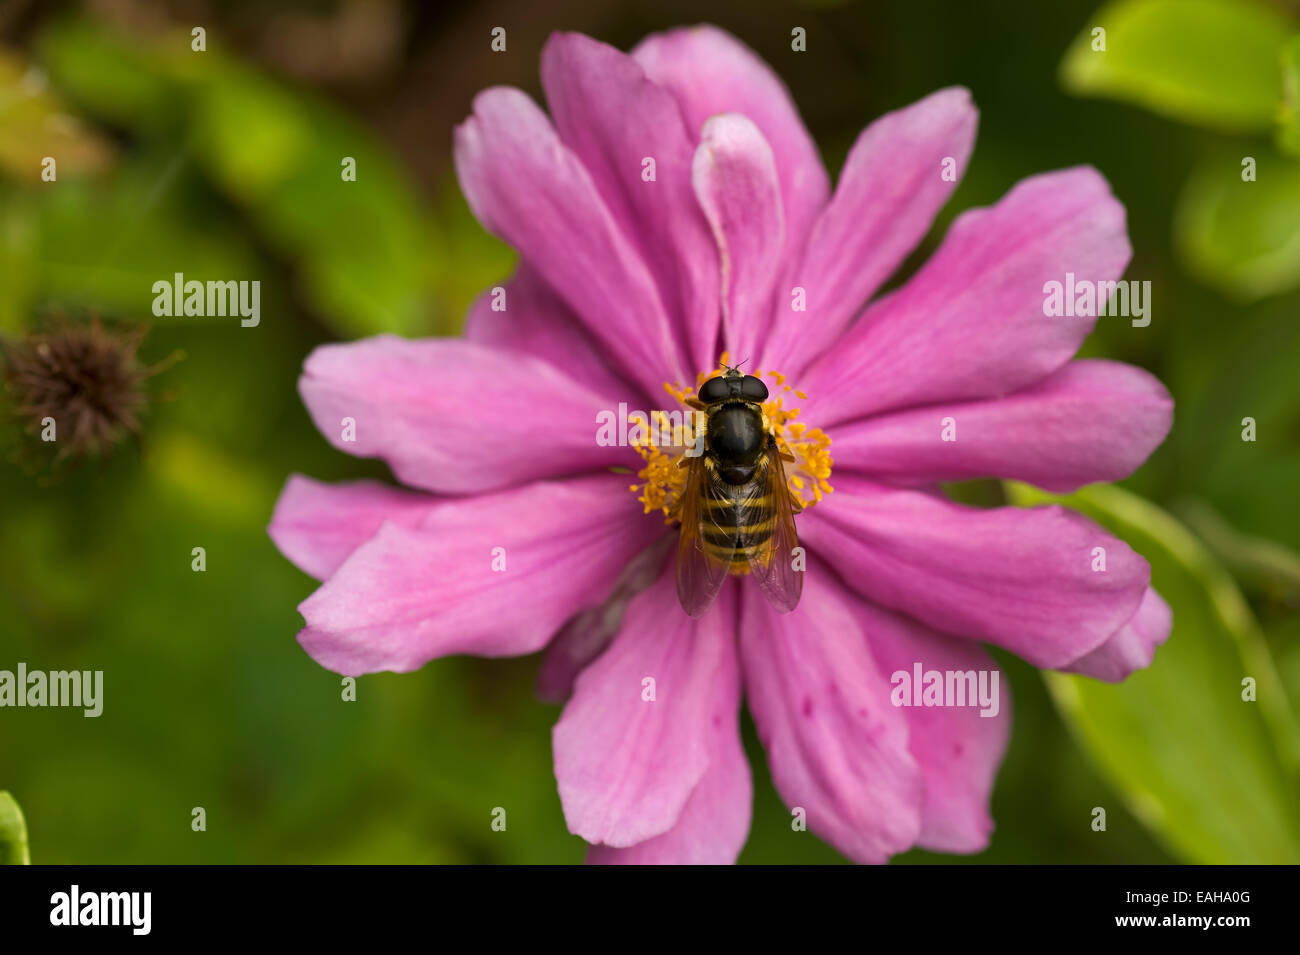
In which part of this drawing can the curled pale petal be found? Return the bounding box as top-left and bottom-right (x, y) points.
(553, 569), (740, 848)
(268, 474), (436, 581)
(740, 569), (922, 863)
(541, 32), (719, 373)
(799, 478), (1150, 669)
(296, 475), (663, 676)
(803, 166), (1132, 425)
(299, 335), (628, 495)
(632, 25), (828, 260)
(692, 113), (784, 358)
(464, 263), (633, 403)
(765, 87), (978, 375)
(831, 360), (1173, 492)
(454, 86), (685, 396)
(536, 536), (672, 704)
(1061, 587), (1171, 682)
(857, 600), (1010, 854)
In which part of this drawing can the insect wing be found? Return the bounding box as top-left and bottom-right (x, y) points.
(675, 455), (730, 617)
(746, 444), (802, 612)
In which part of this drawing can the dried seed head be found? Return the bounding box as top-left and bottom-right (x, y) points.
(1, 316), (173, 464)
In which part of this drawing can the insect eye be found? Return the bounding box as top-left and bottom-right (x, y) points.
(740, 375), (769, 401)
(698, 376), (730, 403)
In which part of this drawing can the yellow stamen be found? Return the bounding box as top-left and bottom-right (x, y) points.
(629, 361), (835, 523)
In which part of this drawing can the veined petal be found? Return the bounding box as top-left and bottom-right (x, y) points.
(585, 716), (751, 865)
(268, 474), (436, 581)
(541, 32), (720, 374)
(764, 87), (978, 375)
(831, 360), (1173, 492)
(299, 335), (628, 495)
(803, 166), (1132, 425)
(553, 568), (740, 848)
(1061, 586), (1171, 682)
(536, 536), (672, 704)
(800, 478), (1150, 669)
(586, 579), (750, 864)
(464, 263), (635, 403)
(296, 475), (663, 675)
(454, 86), (686, 396)
(740, 568), (922, 863)
(856, 599), (1010, 854)
(692, 113), (784, 358)
(632, 25), (828, 260)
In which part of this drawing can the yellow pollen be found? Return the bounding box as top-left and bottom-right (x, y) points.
(629, 358), (835, 523)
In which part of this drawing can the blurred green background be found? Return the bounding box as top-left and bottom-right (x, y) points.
(1, 0), (1298, 864)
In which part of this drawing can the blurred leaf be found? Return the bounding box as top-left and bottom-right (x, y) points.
(0, 187), (38, 330)
(34, 20), (187, 134)
(149, 430), (278, 525)
(0, 792), (31, 864)
(38, 17), (437, 339)
(32, 153), (260, 319)
(1061, 0), (1292, 132)
(1175, 496), (1300, 607)
(427, 176), (515, 335)
(1163, 294), (1300, 553)
(1174, 147), (1300, 300)
(0, 49), (113, 182)
(1281, 36), (1300, 157)
(1007, 481), (1300, 863)
(187, 64), (435, 338)
(1270, 614), (1300, 723)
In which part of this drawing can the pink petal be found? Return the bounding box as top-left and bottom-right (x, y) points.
(692, 113), (784, 359)
(585, 717), (751, 864)
(268, 474), (436, 581)
(856, 600), (1010, 854)
(831, 360), (1173, 492)
(454, 87), (686, 396)
(299, 335), (629, 495)
(586, 578), (751, 864)
(803, 167), (1132, 425)
(1061, 587), (1171, 682)
(540, 32), (720, 373)
(740, 569), (922, 863)
(536, 536), (672, 704)
(632, 25), (828, 264)
(553, 569), (740, 848)
(800, 478), (1150, 668)
(464, 263), (634, 403)
(764, 87), (978, 376)
(296, 475), (662, 675)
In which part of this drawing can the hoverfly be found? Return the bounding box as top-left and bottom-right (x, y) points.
(674, 363), (803, 617)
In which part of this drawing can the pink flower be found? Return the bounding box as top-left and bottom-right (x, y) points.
(269, 26), (1173, 864)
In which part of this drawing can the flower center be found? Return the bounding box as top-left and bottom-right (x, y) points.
(628, 352), (834, 522)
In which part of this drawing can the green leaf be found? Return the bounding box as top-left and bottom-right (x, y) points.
(1280, 36), (1300, 157)
(1060, 0), (1293, 132)
(0, 792), (31, 864)
(1006, 481), (1300, 863)
(37, 16), (439, 339)
(186, 63), (435, 338)
(0, 49), (114, 183)
(1174, 147), (1300, 301)
(35, 18), (187, 135)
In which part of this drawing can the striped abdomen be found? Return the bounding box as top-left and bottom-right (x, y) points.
(701, 464), (776, 575)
